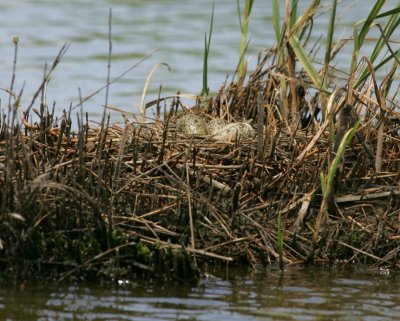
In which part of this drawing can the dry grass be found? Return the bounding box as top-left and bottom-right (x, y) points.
(1, 2), (400, 281)
(1, 46), (399, 282)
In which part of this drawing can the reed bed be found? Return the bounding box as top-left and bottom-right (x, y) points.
(1, 69), (399, 281)
(1, 0), (400, 282)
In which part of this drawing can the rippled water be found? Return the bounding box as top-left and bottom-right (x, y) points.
(1, 267), (399, 321)
(0, 0), (394, 121)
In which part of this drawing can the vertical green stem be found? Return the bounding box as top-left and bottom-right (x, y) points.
(238, 0), (254, 83)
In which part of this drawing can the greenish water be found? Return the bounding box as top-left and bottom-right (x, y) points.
(1, 267), (399, 321)
(0, 0), (394, 121)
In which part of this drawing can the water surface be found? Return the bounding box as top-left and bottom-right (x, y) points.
(0, 0), (394, 121)
(1, 267), (399, 321)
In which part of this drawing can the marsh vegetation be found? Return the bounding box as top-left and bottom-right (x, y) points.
(1, 0), (400, 282)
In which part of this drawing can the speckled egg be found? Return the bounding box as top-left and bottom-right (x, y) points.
(206, 118), (229, 135)
(211, 122), (255, 142)
(176, 113), (208, 136)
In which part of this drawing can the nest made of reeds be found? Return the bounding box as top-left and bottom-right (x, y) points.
(1, 54), (400, 282)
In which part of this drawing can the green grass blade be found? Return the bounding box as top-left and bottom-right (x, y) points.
(286, 0), (322, 85)
(201, 3), (214, 97)
(236, 0), (242, 30)
(288, 35), (325, 91)
(349, 0), (384, 85)
(358, 0), (385, 47)
(372, 47), (400, 77)
(350, 23), (360, 76)
(322, 0), (337, 87)
(320, 172), (327, 196)
(245, 0), (254, 16)
(325, 119), (361, 197)
(202, 34), (209, 97)
(375, 6), (400, 19)
(290, 0), (298, 29)
(290, 0), (320, 36)
(297, 0), (321, 42)
(355, 4), (400, 88)
(207, 4), (214, 53)
(369, 16), (400, 63)
(272, 0), (281, 42)
(238, 0), (254, 82)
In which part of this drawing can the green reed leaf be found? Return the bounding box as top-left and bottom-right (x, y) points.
(272, 0), (281, 43)
(322, 0), (337, 87)
(202, 3), (214, 97)
(288, 35), (325, 91)
(355, 2), (400, 88)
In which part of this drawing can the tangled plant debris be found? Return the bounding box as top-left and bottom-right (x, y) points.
(1, 0), (400, 282)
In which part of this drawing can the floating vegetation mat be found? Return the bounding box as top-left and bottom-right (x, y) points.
(1, 1), (400, 282)
(1, 66), (400, 282)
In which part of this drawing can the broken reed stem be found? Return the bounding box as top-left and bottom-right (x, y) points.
(375, 109), (384, 172)
(25, 42), (70, 116)
(185, 136), (196, 254)
(3, 1), (400, 279)
(8, 36), (18, 116)
(257, 92), (265, 162)
(97, 8), (113, 164)
(2, 88), (400, 276)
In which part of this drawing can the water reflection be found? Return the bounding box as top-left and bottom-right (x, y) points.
(1, 267), (399, 321)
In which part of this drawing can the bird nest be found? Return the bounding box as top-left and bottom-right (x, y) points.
(1, 75), (399, 283)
